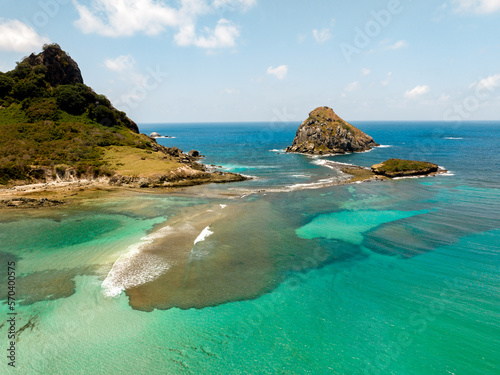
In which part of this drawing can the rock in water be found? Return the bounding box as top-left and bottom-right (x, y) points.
(150, 132), (161, 138)
(371, 159), (440, 178)
(286, 106), (378, 154)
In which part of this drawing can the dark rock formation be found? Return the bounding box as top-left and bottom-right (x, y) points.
(286, 106), (378, 154)
(0, 197), (65, 209)
(188, 150), (200, 157)
(371, 159), (440, 178)
(25, 44), (83, 87)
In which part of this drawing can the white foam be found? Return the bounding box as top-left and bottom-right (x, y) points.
(220, 204), (227, 209)
(292, 174), (311, 178)
(377, 145), (392, 148)
(269, 149), (285, 152)
(393, 176), (421, 180)
(102, 227), (174, 297)
(392, 168), (453, 180)
(443, 137), (463, 140)
(194, 226), (214, 245)
(312, 159), (356, 169)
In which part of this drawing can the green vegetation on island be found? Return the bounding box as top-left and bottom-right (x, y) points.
(371, 159), (439, 178)
(0, 44), (244, 188)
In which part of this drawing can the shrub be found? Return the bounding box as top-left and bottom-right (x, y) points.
(25, 99), (60, 122)
(12, 79), (42, 100)
(90, 105), (115, 126)
(54, 84), (87, 115)
(0, 74), (14, 98)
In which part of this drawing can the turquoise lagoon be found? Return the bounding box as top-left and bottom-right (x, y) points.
(0, 122), (499, 374)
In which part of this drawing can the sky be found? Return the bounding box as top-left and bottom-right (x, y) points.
(0, 0), (499, 123)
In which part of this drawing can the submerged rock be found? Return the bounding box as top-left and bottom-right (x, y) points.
(286, 106), (378, 154)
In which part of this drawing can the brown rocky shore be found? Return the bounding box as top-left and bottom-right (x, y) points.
(0, 139), (247, 209)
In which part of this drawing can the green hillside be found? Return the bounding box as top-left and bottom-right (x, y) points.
(0, 44), (160, 185)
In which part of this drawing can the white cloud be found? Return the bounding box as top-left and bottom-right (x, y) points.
(222, 88), (240, 94)
(175, 19), (239, 48)
(469, 73), (500, 91)
(381, 72), (392, 86)
(312, 28), (331, 43)
(452, 0), (500, 14)
(267, 65), (288, 80)
(73, 0), (255, 48)
(405, 85), (430, 99)
(439, 93), (450, 101)
(0, 20), (50, 52)
(361, 68), (371, 76)
(344, 81), (360, 92)
(104, 55), (136, 72)
(384, 40), (408, 50)
(73, 0), (178, 37)
(212, 0), (256, 10)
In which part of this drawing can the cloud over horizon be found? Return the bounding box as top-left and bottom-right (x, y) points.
(0, 20), (50, 52)
(452, 0), (500, 14)
(267, 65), (288, 80)
(73, 0), (255, 48)
(405, 85), (430, 99)
(104, 55), (136, 72)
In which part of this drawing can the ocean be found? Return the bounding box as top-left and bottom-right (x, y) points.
(0, 121), (499, 374)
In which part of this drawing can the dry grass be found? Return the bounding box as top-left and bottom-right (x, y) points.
(100, 146), (183, 177)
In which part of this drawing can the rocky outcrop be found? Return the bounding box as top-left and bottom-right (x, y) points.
(0, 197), (65, 209)
(371, 159), (440, 178)
(286, 106), (378, 154)
(150, 132), (161, 138)
(25, 44), (83, 86)
(109, 167), (247, 188)
(188, 150), (200, 157)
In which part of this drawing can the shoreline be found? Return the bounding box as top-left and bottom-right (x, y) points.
(0, 161), (449, 209)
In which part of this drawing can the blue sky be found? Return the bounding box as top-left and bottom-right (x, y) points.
(0, 0), (499, 123)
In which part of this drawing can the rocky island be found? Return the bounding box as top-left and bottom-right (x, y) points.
(0, 44), (245, 207)
(371, 159), (440, 178)
(286, 106), (379, 154)
(284, 106), (445, 184)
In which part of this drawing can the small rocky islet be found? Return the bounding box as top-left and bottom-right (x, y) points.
(286, 106), (378, 154)
(286, 106), (444, 179)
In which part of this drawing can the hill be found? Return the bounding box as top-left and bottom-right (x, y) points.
(286, 106), (378, 154)
(0, 44), (244, 189)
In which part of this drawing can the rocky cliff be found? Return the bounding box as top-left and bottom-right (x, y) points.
(24, 44), (84, 87)
(286, 106), (378, 154)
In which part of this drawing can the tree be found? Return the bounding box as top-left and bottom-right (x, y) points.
(12, 79), (41, 100)
(0, 74), (14, 98)
(54, 84), (87, 115)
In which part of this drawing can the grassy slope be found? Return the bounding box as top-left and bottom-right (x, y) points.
(0, 104), (183, 185)
(101, 146), (183, 177)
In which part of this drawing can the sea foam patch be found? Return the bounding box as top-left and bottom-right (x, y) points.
(102, 226), (174, 297)
(194, 226), (213, 245)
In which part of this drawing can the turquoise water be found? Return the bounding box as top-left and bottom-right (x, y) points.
(0, 122), (499, 374)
